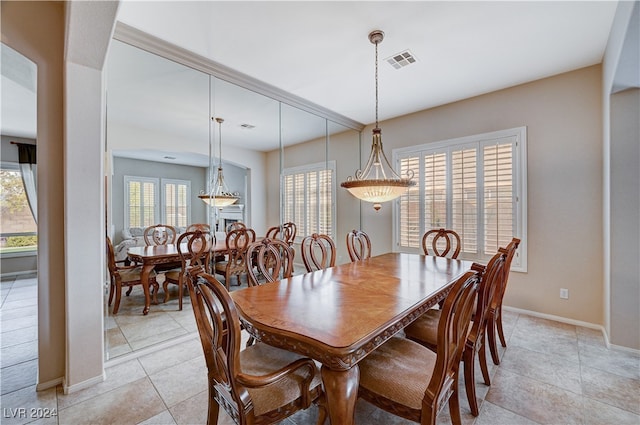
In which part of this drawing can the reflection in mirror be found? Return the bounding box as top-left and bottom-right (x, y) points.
(211, 77), (279, 235)
(328, 122), (361, 264)
(279, 102), (328, 237)
(105, 40), (210, 359)
(103, 37), (363, 361)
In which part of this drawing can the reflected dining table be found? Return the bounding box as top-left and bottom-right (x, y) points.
(230, 252), (473, 425)
(127, 238), (230, 315)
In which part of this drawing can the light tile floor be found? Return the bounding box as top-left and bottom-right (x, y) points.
(1, 274), (639, 424)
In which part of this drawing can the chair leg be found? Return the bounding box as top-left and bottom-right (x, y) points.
(163, 281), (171, 303)
(478, 332), (491, 386)
(207, 386), (220, 425)
(487, 312), (501, 365)
(448, 374), (463, 425)
(496, 307), (507, 347)
(108, 281), (115, 306)
(178, 276), (183, 311)
(463, 345), (479, 416)
(113, 283), (122, 315)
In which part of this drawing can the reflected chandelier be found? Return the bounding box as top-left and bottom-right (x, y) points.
(199, 117), (239, 208)
(341, 30), (415, 211)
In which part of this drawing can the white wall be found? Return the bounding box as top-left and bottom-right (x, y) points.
(602, 1), (639, 350)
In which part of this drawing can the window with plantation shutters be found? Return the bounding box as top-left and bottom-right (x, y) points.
(394, 127), (527, 271)
(125, 176), (159, 228)
(162, 178), (191, 227)
(282, 161), (336, 240)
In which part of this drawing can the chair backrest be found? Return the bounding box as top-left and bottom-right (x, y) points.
(468, 250), (507, 344)
(246, 238), (294, 286)
(265, 225), (281, 239)
(225, 221), (246, 233)
(422, 228), (461, 259)
(346, 229), (371, 262)
(185, 270), (247, 420)
(106, 236), (117, 276)
(225, 226), (256, 266)
(176, 230), (212, 274)
(427, 269), (480, 411)
(265, 222), (297, 247)
(491, 238), (521, 311)
(301, 233), (336, 272)
(282, 222), (297, 246)
(143, 224), (178, 246)
(186, 223), (211, 233)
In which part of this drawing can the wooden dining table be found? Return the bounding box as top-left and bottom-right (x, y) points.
(127, 238), (230, 315)
(230, 252), (473, 424)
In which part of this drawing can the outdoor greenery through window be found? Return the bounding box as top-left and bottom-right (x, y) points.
(282, 161), (335, 240)
(125, 176), (192, 228)
(394, 127), (527, 270)
(125, 176), (159, 228)
(0, 167), (37, 254)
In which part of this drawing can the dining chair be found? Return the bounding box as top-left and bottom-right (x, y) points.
(404, 250), (507, 416)
(185, 269), (326, 425)
(186, 223), (211, 233)
(143, 224), (178, 246)
(357, 268), (481, 425)
(300, 233), (336, 272)
(282, 222), (297, 246)
(246, 238), (294, 286)
(163, 230), (211, 310)
(422, 228), (461, 259)
(106, 236), (158, 314)
(346, 229), (371, 262)
(225, 221), (246, 233)
(213, 227), (256, 290)
(487, 237), (521, 365)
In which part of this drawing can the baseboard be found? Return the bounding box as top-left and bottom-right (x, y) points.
(62, 371), (106, 395)
(0, 270), (38, 279)
(36, 376), (63, 392)
(503, 305), (607, 338)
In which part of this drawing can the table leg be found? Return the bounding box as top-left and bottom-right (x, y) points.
(141, 263), (154, 315)
(321, 365), (359, 425)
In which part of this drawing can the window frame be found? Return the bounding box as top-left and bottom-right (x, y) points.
(161, 178), (191, 228)
(124, 175), (160, 228)
(281, 160), (337, 241)
(392, 127), (527, 272)
(0, 161), (38, 257)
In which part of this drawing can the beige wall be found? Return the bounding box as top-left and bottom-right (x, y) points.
(270, 66), (605, 326)
(1, 1), (67, 386)
(363, 66), (603, 325)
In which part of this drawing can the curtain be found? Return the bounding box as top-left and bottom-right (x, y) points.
(17, 143), (37, 224)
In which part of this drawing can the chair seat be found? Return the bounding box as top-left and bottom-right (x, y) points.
(240, 342), (323, 416)
(165, 269), (181, 281)
(119, 267), (156, 284)
(404, 309), (440, 347)
(405, 309), (475, 348)
(359, 336), (436, 410)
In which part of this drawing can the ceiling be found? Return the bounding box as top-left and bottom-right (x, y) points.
(113, 1), (618, 125)
(1, 1), (623, 158)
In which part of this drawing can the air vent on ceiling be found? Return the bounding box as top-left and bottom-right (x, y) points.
(385, 50), (417, 69)
(240, 123), (255, 130)
(163, 155), (176, 160)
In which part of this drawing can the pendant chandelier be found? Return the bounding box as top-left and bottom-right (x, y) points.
(199, 117), (239, 208)
(340, 30), (415, 211)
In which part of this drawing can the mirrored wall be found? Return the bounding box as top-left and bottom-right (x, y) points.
(104, 33), (362, 360)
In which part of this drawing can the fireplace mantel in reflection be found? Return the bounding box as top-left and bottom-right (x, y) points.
(217, 204), (244, 231)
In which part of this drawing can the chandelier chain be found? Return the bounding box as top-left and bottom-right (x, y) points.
(375, 38), (379, 129)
